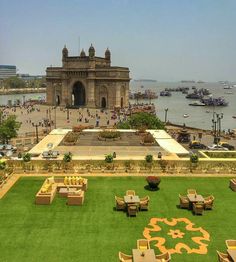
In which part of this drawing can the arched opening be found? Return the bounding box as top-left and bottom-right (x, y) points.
(120, 97), (124, 108)
(72, 81), (86, 106)
(101, 97), (106, 108)
(56, 95), (60, 106)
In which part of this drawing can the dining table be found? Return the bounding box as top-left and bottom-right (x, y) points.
(132, 249), (156, 262)
(227, 249), (236, 262)
(124, 195), (140, 205)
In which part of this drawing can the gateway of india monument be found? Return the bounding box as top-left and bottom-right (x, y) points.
(46, 44), (130, 109)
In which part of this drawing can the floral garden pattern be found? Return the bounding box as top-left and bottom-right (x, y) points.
(143, 217), (210, 255)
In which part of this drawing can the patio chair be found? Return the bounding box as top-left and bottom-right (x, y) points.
(204, 195), (214, 210)
(230, 179), (236, 191)
(179, 194), (190, 209)
(139, 196), (150, 211)
(126, 190), (135, 196)
(216, 250), (232, 262)
(155, 251), (171, 262)
(193, 202), (204, 215)
(137, 239), (150, 250)
(118, 252), (133, 262)
(115, 196), (126, 211)
(225, 239), (236, 249)
(187, 189), (197, 195)
(128, 204), (138, 216)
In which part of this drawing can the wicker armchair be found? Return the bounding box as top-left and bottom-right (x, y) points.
(137, 239), (150, 250)
(118, 252), (133, 262)
(204, 195), (214, 210)
(155, 251), (171, 262)
(230, 179), (236, 191)
(126, 190), (135, 196)
(115, 196), (126, 211)
(225, 239), (236, 249)
(179, 194), (190, 209)
(193, 202), (204, 215)
(128, 204), (138, 216)
(187, 189), (197, 195)
(139, 196), (150, 211)
(216, 250), (232, 262)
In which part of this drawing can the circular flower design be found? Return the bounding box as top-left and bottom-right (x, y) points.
(143, 217), (210, 255)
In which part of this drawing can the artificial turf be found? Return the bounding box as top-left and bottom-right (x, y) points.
(0, 176), (235, 262)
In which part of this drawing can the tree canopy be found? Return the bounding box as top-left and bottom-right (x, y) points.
(0, 112), (21, 143)
(117, 112), (165, 130)
(4, 76), (26, 89)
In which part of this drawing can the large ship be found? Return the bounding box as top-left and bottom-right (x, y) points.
(160, 90), (171, 97)
(129, 89), (158, 100)
(201, 96), (228, 106)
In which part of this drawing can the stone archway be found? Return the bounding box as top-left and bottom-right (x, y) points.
(120, 97), (124, 108)
(72, 81), (86, 106)
(101, 97), (107, 108)
(56, 95), (60, 106)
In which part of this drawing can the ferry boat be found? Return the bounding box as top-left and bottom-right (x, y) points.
(160, 91), (171, 97)
(189, 101), (206, 106)
(201, 96), (228, 106)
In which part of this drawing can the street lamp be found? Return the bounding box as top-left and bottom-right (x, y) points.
(164, 108), (169, 123)
(217, 113), (223, 138)
(67, 107), (70, 121)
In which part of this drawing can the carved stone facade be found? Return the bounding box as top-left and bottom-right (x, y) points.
(46, 44), (130, 109)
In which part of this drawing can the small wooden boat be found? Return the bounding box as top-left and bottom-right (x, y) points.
(183, 114), (189, 118)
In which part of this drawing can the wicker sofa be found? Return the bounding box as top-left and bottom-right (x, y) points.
(35, 176), (87, 205)
(230, 178), (236, 191)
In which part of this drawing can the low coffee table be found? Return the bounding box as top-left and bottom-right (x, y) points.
(59, 187), (77, 197)
(187, 194), (204, 209)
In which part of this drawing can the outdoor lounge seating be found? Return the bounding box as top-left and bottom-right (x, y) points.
(126, 190), (135, 196)
(118, 252), (133, 262)
(187, 189), (197, 195)
(204, 195), (215, 210)
(35, 176), (87, 205)
(225, 239), (236, 249)
(216, 250), (232, 262)
(155, 251), (171, 262)
(137, 239), (150, 250)
(128, 204), (138, 216)
(230, 179), (236, 191)
(139, 196), (150, 210)
(193, 202), (204, 215)
(67, 190), (84, 205)
(179, 194), (190, 209)
(115, 196), (126, 211)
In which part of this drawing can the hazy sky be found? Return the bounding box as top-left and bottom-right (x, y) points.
(1, 0), (236, 81)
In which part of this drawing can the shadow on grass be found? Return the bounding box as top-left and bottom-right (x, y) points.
(144, 185), (160, 191)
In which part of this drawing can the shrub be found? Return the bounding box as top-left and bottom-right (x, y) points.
(72, 125), (86, 132)
(100, 130), (121, 139)
(143, 133), (155, 144)
(0, 160), (6, 170)
(23, 153), (31, 162)
(64, 132), (79, 143)
(146, 176), (161, 190)
(190, 153), (199, 163)
(63, 152), (72, 163)
(105, 154), (113, 163)
(145, 154), (153, 163)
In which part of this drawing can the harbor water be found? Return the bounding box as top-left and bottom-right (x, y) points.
(130, 81), (236, 130)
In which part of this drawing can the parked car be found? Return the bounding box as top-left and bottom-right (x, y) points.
(189, 141), (207, 149)
(5, 145), (17, 152)
(219, 142), (235, 150)
(0, 151), (5, 157)
(207, 144), (229, 151)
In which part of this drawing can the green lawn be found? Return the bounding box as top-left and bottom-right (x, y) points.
(0, 176), (235, 262)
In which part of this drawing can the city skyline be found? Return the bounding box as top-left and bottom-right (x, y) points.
(1, 0), (236, 81)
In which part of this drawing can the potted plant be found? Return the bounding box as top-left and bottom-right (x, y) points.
(145, 154), (153, 163)
(63, 152), (72, 163)
(190, 153), (199, 164)
(23, 153), (31, 162)
(146, 176), (161, 190)
(105, 154), (113, 163)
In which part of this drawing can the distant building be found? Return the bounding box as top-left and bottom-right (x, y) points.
(18, 74), (45, 80)
(46, 44), (130, 109)
(0, 65), (17, 79)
